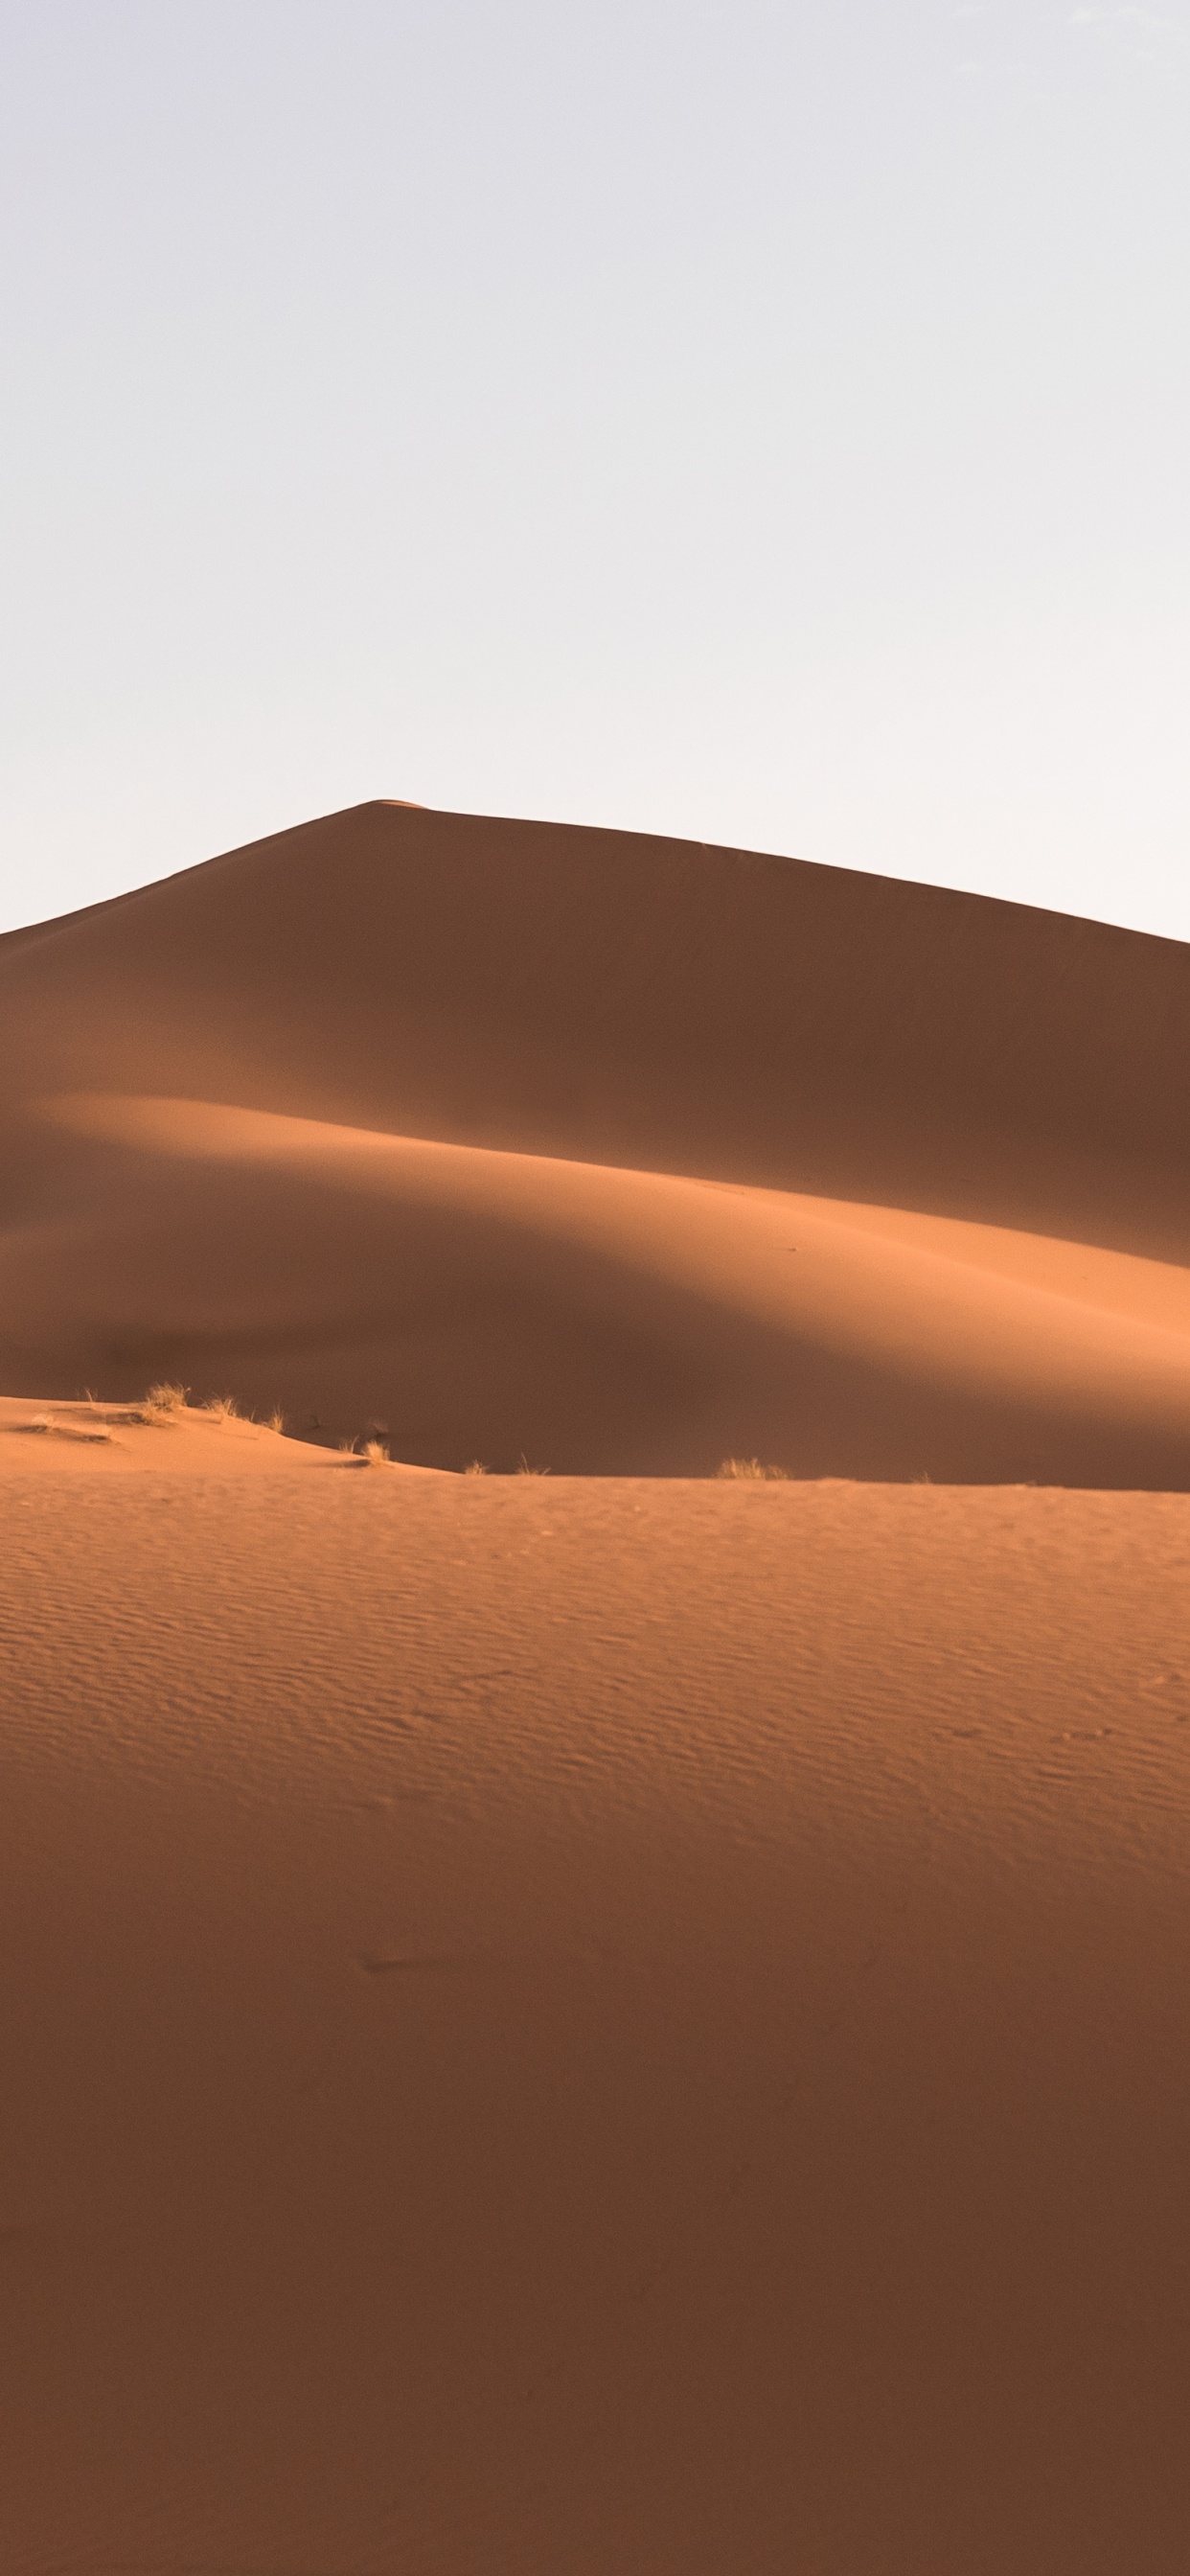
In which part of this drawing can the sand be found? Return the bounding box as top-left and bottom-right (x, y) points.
(3, 798), (1188, 1481)
(2, 805), (1189, 2569)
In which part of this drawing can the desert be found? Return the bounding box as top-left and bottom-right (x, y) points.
(2, 800), (1189, 2571)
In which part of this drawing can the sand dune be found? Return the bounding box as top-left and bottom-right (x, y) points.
(2, 800), (1189, 1478)
(4, 1453), (1189, 2571)
(3, 806), (1190, 2569)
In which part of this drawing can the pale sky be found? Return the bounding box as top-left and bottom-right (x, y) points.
(1, 1), (1186, 938)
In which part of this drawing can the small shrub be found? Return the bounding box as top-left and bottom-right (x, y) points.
(717, 1457), (790, 1481)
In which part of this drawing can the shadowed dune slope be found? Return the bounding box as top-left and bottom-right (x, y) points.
(2, 800), (1188, 1476)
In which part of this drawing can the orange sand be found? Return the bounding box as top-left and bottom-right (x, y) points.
(2, 806), (1189, 2569)
(2, 799), (1188, 1481)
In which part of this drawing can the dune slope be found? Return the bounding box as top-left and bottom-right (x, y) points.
(2, 801), (1188, 1478)
(3, 1456), (1189, 2573)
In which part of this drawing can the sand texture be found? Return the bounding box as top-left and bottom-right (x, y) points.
(3, 1466), (1190, 2572)
(2, 806), (1190, 2570)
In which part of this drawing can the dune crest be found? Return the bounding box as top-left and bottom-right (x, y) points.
(27, 1084), (1190, 1484)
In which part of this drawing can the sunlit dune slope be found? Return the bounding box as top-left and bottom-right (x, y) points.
(2, 801), (1188, 1476)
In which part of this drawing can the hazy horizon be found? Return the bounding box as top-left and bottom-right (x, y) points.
(2, 1), (1186, 941)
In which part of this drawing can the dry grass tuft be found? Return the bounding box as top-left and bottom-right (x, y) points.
(203, 1394), (240, 1423)
(463, 1460), (489, 1476)
(517, 1454), (551, 1476)
(144, 1381), (190, 1417)
(266, 1408), (286, 1436)
(717, 1457), (790, 1481)
(361, 1438), (391, 1467)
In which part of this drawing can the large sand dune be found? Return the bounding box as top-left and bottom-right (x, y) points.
(3, 807), (1189, 2570)
(2, 799), (1188, 1477)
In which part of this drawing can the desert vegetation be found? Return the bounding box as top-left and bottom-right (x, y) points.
(144, 1381), (190, 1418)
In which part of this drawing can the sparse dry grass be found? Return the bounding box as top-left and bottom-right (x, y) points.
(717, 1457), (790, 1481)
(463, 1460), (489, 1476)
(266, 1408), (286, 1436)
(517, 1455), (551, 1475)
(361, 1439), (391, 1467)
(144, 1381), (190, 1418)
(203, 1394), (240, 1424)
